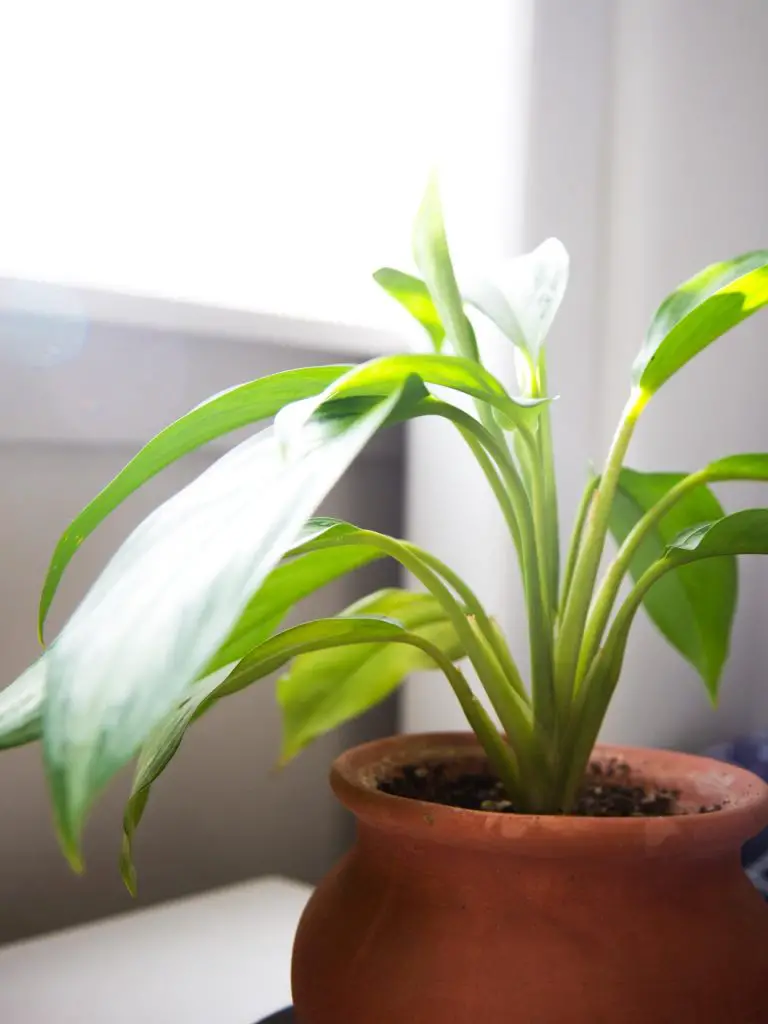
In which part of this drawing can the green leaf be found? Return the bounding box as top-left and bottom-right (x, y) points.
(39, 365), (351, 639)
(279, 354), (549, 443)
(120, 613), (442, 889)
(632, 251), (768, 395)
(372, 268), (445, 351)
(668, 509), (768, 558)
(278, 589), (464, 762)
(0, 657), (46, 750)
(412, 174), (477, 360)
(43, 388), (403, 867)
(204, 545), (382, 674)
(608, 468), (736, 697)
(463, 238), (570, 361)
(707, 453), (768, 481)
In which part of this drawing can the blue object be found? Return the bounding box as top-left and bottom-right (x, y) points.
(706, 734), (768, 890)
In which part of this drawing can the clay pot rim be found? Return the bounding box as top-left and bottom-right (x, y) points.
(331, 732), (768, 857)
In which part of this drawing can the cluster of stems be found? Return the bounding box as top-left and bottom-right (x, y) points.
(392, 348), (717, 813)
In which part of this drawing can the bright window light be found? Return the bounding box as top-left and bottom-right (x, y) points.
(0, 1), (530, 330)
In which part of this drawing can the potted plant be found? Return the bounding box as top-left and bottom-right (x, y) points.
(3, 178), (768, 1022)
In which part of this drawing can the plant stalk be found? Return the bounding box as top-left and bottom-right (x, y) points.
(413, 400), (525, 560)
(559, 556), (671, 807)
(406, 636), (524, 805)
(536, 357), (560, 609)
(409, 545), (530, 705)
(414, 399), (555, 735)
(306, 530), (536, 754)
(555, 389), (648, 703)
(559, 473), (599, 620)
(516, 435), (557, 736)
(577, 468), (710, 680)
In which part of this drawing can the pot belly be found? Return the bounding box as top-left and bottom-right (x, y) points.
(292, 838), (768, 1023)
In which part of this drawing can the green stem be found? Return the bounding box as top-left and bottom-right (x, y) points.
(308, 530), (534, 752)
(559, 474), (599, 620)
(536, 357), (560, 609)
(555, 389), (648, 703)
(517, 427), (556, 734)
(413, 400), (525, 561)
(405, 636), (524, 805)
(409, 545), (530, 706)
(464, 317), (511, 452)
(410, 398), (553, 787)
(521, 426), (553, 616)
(559, 557), (671, 807)
(459, 428), (523, 556)
(577, 468), (709, 681)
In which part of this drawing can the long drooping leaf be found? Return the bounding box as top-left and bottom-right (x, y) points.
(277, 589), (464, 762)
(667, 509), (768, 559)
(120, 613), (454, 890)
(43, 389), (403, 866)
(372, 268), (445, 351)
(463, 238), (570, 362)
(0, 541), (379, 757)
(632, 251), (768, 395)
(0, 657), (47, 749)
(412, 175), (477, 360)
(608, 468), (735, 697)
(39, 365), (351, 637)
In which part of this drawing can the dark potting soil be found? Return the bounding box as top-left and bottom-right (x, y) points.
(377, 758), (706, 817)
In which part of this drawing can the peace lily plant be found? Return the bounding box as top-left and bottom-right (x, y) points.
(2, 179), (768, 893)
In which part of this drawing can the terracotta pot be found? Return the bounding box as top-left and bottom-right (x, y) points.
(292, 732), (768, 1024)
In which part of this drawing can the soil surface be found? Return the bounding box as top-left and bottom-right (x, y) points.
(377, 757), (705, 817)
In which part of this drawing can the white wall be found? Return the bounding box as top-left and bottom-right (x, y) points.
(0, 327), (403, 942)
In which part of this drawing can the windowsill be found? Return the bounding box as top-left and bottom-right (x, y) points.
(0, 277), (405, 452)
(0, 275), (403, 360)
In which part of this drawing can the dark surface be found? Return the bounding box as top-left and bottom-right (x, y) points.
(256, 1011), (293, 1023)
(379, 758), (685, 817)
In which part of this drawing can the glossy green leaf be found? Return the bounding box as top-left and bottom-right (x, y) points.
(43, 388), (402, 866)
(278, 589), (464, 762)
(668, 509), (768, 558)
(633, 251), (768, 395)
(372, 268), (445, 351)
(39, 365), (351, 638)
(0, 657), (46, 750)
(608, 468), (736, 696)
(120, 613), (443, 889)
(463, 238), (569, 361)
(412, 175), (477, 360)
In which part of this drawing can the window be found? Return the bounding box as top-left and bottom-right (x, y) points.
(0, 1), (530, 333)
